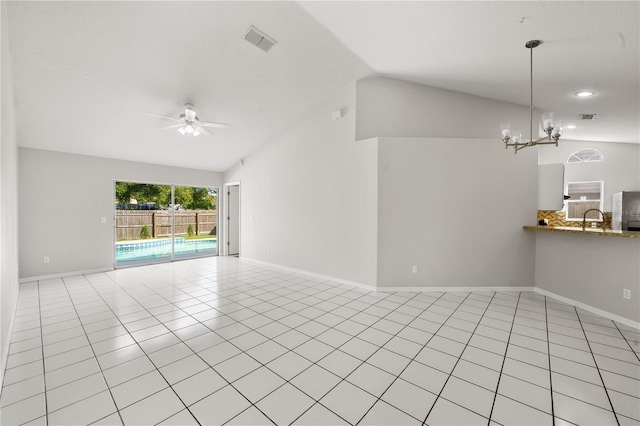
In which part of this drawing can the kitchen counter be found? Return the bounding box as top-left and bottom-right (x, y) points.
(523, 225), (640, 239)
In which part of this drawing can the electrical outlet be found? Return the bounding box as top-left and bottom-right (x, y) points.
(43, 256), (50, 264)
(623, 289), (631, 300)
(100, 216), (107, 224)
(412, 266), (417, 273)
(268, 248), (272, 254)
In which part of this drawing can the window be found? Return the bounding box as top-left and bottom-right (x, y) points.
(565, 181), (604, 221)
(567, 148), (604, 164)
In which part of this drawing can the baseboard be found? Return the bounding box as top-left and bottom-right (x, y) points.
(240, 257), (377, 292)
(0, 288), (19, 391)
(376, 286), (537, 293)
(16, 259), (640, 330)
(534, 288), (640, 330)
(239, 258), (639, 330)
(19, 267), (114, 283)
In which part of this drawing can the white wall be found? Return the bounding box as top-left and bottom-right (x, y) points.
(18, 148), (222, 279)
(224, 77), (539, 289)
(377, 137), (537, 288)
(539, 140), (640, 211)
(535, 233), (640, 324)
(1, 1), (20, 386)
(224, 84), (379, 287)
(356, 76), (536, 141)
(536, 140), (640, 324)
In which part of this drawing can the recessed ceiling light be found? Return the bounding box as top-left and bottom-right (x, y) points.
(565, 125), (577, 129)
(575, 91), (595, 98)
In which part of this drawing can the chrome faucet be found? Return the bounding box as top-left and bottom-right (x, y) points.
(582, 208), (605, 231)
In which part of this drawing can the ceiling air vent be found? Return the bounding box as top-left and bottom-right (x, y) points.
(244, 26), (277, 52)
(579, 114), (598, 120)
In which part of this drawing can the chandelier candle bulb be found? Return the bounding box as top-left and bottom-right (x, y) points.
(553, 122), (563, 138)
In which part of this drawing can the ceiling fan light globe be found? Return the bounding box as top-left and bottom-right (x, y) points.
(185, 124), (194, 134)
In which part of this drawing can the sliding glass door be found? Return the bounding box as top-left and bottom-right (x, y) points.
(114, 182), (218, 268)
(172, 186), (218, 261)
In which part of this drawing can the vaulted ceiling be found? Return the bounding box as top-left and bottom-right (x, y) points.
(6, 1), (639, 172)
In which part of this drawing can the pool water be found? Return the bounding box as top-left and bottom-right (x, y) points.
(116, 237), (217, 263)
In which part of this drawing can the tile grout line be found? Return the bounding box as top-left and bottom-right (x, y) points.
(308, 292), (450, 422)
(417, 292), (498, 426)
(38, 281), (50, 426)
(219, 285), (427, 425)
(96, 272), (545, 426)
(80, 275), (206, 426)
(486, 292), (522, 424)
(5, 292), (508, 394)
(7, 259), (635, 426)
(356, 291), (479, 425)
(180, 274), (435, 422)
(97, 265), (337, 424)
(573, 307), (621, 426)
(286, 290), (448, 426)
(165, 272), (392, 424)
(57, 277), (126, 426)
(498, 297), (584, 419)
(544, 296), (556, 425)
(611, 322), (640, 364)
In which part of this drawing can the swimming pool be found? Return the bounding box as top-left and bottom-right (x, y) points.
(116, 237), (217, 263)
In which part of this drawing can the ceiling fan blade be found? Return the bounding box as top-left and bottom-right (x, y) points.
(198, 121), (230, 128)
(144, 112), (183, 123)
(196, 125), (214, 136)
(162, 123), (185, 130)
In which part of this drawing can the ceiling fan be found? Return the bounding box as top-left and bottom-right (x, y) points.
(145, 103), (229, 137)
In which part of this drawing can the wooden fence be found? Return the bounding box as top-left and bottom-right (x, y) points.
(116, 210), (217, 241)
(567, 201), (601, 220)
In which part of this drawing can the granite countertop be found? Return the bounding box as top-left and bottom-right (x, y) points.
(523, 225), (640, 239)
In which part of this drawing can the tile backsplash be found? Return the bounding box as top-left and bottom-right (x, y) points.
(537, 210), (612, 229)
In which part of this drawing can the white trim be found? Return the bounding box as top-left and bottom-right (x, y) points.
(0, 290), (19, 391)
(15, 261), (640, 331)
(222, 182), (241, 256)
(19, 267), (114, 283)
(376, 286), (537, 293)
(240, 257), (377, 292)
(534, 288), (640, 330)
(565, 180), (605, 221)
(239, 258), (639, 329)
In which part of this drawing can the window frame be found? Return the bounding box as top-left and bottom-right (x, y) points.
(565, 180), (604, 222)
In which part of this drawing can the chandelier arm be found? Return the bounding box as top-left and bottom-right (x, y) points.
(531, 135), (551, 144)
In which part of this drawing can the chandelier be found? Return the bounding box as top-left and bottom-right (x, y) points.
(501, 40), (562, 153)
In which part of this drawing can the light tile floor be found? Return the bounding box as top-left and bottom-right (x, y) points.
(1, 257), (639, 425)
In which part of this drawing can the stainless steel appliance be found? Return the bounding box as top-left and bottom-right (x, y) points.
(612, 192), (640, 231)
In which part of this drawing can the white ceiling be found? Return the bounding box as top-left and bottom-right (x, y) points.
(6, 1), (639, 173)
(300, 1), (639, 144)
(6, 1), (373, 171)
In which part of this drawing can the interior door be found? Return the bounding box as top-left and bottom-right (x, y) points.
(227, 184), (240, 255)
